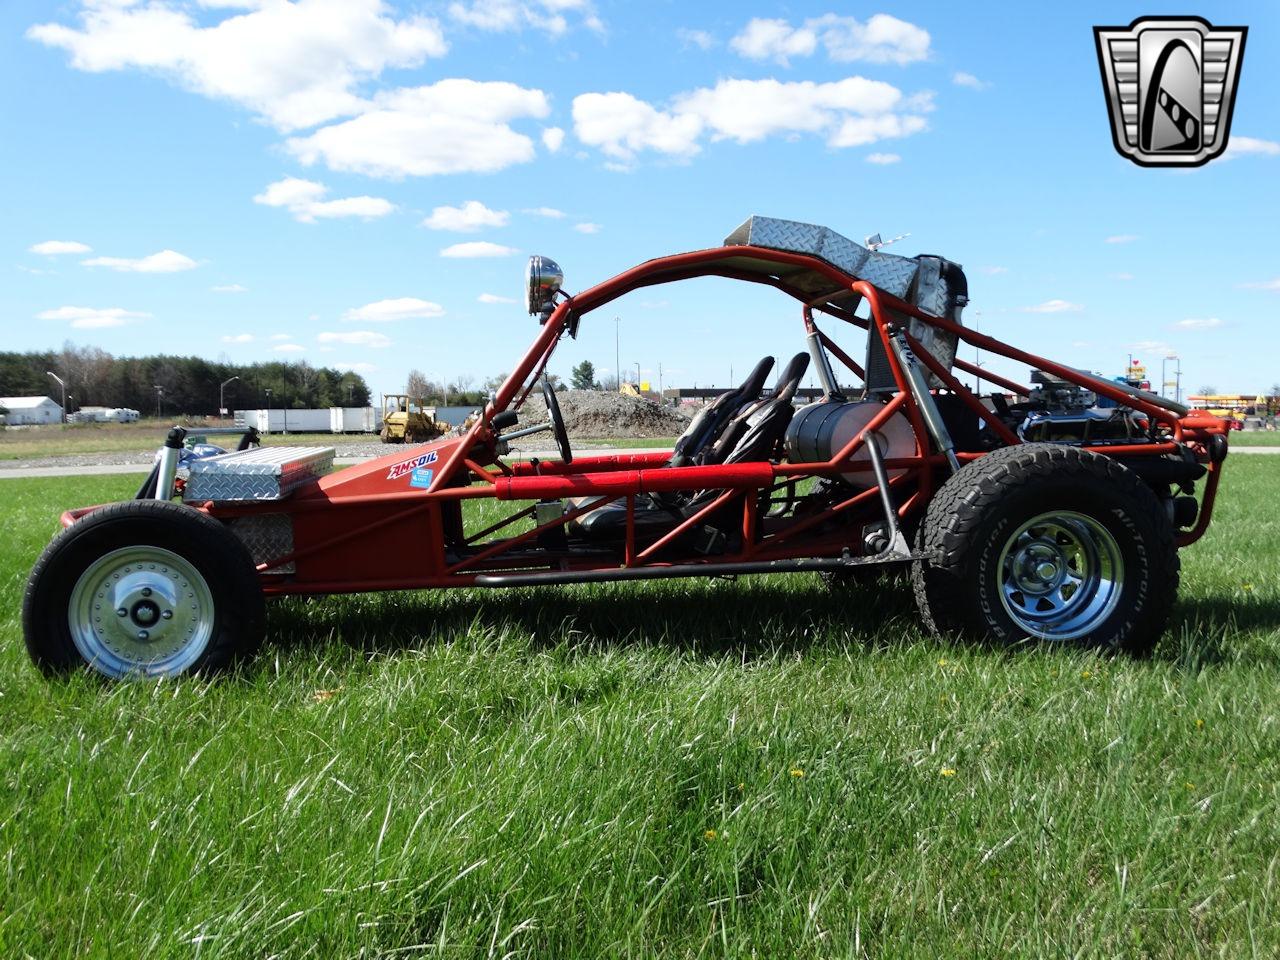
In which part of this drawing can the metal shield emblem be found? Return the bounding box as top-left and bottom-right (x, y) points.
(1094, 17), (1247, 167)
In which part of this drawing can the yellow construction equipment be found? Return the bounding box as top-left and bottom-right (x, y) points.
(380, 394), (447, 443)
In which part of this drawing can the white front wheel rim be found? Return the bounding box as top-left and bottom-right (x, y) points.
(68, 545), (216, 678)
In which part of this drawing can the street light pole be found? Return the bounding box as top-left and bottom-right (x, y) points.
(220, 375), (240, 421)
(45, 371), (66, 423)
(154, 385), (164, 419)
(634, 361), (641, 387)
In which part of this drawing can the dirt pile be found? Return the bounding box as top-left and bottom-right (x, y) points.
(521, 390), (691, 439)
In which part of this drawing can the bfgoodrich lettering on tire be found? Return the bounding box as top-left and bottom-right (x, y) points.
(23, 500), (265, 679)
(911, 443), (1178, 655)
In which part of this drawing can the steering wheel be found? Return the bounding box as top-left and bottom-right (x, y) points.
(542, 374), (572, 464)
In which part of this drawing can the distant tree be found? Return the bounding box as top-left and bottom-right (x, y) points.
(598, 373), (620, 391)
(570, 360), (596, 390)
(405, 369), (431, 398)
(483, 373), (509, 393)
(1199, 384), (1217, 395)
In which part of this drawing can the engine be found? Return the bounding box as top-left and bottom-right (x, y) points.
(999, 370), (1150, 445)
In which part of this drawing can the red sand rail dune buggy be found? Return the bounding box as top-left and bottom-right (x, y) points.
(23, 217), (1229, 679)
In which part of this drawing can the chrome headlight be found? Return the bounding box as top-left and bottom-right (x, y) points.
(525, 255), (564, 316)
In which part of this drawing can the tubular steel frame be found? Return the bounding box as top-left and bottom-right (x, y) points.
(62, 244), (1230, 596)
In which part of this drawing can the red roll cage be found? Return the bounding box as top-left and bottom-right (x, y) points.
(64, 243), (1230, 597)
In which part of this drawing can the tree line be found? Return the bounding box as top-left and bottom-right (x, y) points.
(0, 343), (370, 416)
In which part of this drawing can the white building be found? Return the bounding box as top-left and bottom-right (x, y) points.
(0, 396), (63, 425)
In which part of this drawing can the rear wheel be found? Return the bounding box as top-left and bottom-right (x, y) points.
(912, 444), (1177, 655)
(23, 500), (264, 678)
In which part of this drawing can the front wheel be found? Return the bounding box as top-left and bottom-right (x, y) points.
(23, 500), (265, 679)
(912, 444), (1178, 655)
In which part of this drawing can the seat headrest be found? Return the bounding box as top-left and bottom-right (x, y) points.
(772, 352), (810, 401)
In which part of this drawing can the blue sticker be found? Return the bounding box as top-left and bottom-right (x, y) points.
(409, 467), (434, 489)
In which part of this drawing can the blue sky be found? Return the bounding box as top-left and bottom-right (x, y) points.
(2, 0), (1277, 403)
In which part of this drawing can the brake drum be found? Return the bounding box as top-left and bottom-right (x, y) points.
(784, 400), (917, 488)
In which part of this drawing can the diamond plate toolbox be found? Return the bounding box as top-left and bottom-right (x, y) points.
(183, 446), (334, 502)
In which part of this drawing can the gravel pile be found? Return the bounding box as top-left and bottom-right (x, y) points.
(520, 390), (690, 439)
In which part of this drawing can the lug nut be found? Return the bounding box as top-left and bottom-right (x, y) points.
(137, 630), (150, 641)
(141, 587), (152, 597)
(117, 607), (128, 617)
(161, 610), (173, 620)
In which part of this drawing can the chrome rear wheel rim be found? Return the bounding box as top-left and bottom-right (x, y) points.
(996, 511), (1124, 641)
(68, 546), (215, 678)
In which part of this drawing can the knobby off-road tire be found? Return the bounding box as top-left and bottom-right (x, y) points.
(911, 443), (1178, 655)
(23, 500), (265, 679)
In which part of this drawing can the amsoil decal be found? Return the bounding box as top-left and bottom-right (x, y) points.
(386, 450), (439, 481)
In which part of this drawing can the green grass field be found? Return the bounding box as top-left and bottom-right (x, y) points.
(1, 457), (1278, 957)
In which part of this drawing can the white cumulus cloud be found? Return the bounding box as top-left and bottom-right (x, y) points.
(541, 126), (565, 152)
(574, 76), (930, 164)
(952, 71), (988, 90)
(29, 240), (91, 255)
(211, 283), (247, 293)
(342, 297), (445, 322)
(523, 206), (566, 218)
(222, 333), (255, 343)
(1174, 317), (1223, 330)
(729, 18), (816, 65)
(28, 0), (448, 132)
(677, 28), (716, 50)
(318, 330), (392, 348)
(333, 361), (377, 374)
(253, 177), (394, 224)
(82, 249), (198, 273)
(729, 13), (929, 66)
(479, 293), (517, 303)
(423, 200), (509, 232)
(1241, 278), (1280, 291)
(440, 241), (519, 258)
(37, 305), (150, 329)
(1022, 299), (1083, 314)
(1224, 136), (1280, 159)
(448, 0), (603, 36)
(865, 152), (900, 164)
(286, 80), (549, 178)
(574, 222), (601, 234)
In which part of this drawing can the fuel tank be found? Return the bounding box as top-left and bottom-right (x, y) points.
(784, 400), (916, 487)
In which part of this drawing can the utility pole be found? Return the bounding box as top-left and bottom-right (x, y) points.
(634, 361), (641, 387)
(154, 384), (164, 419)
(265, 388), (272, 434)
(220, 375), (240, 421)
(1174, 357), (1182, 405)
(614, 316), (621, 391)
(658, 363), (663, 398)
(45, 371), (66, 423)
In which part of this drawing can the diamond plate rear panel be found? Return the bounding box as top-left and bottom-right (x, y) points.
(184, 446), (333, 502)
(227, 514), (295, 574)
(728, 216), (965, 386)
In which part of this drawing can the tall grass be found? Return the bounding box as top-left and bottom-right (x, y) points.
(0, 457), (1277, 957)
